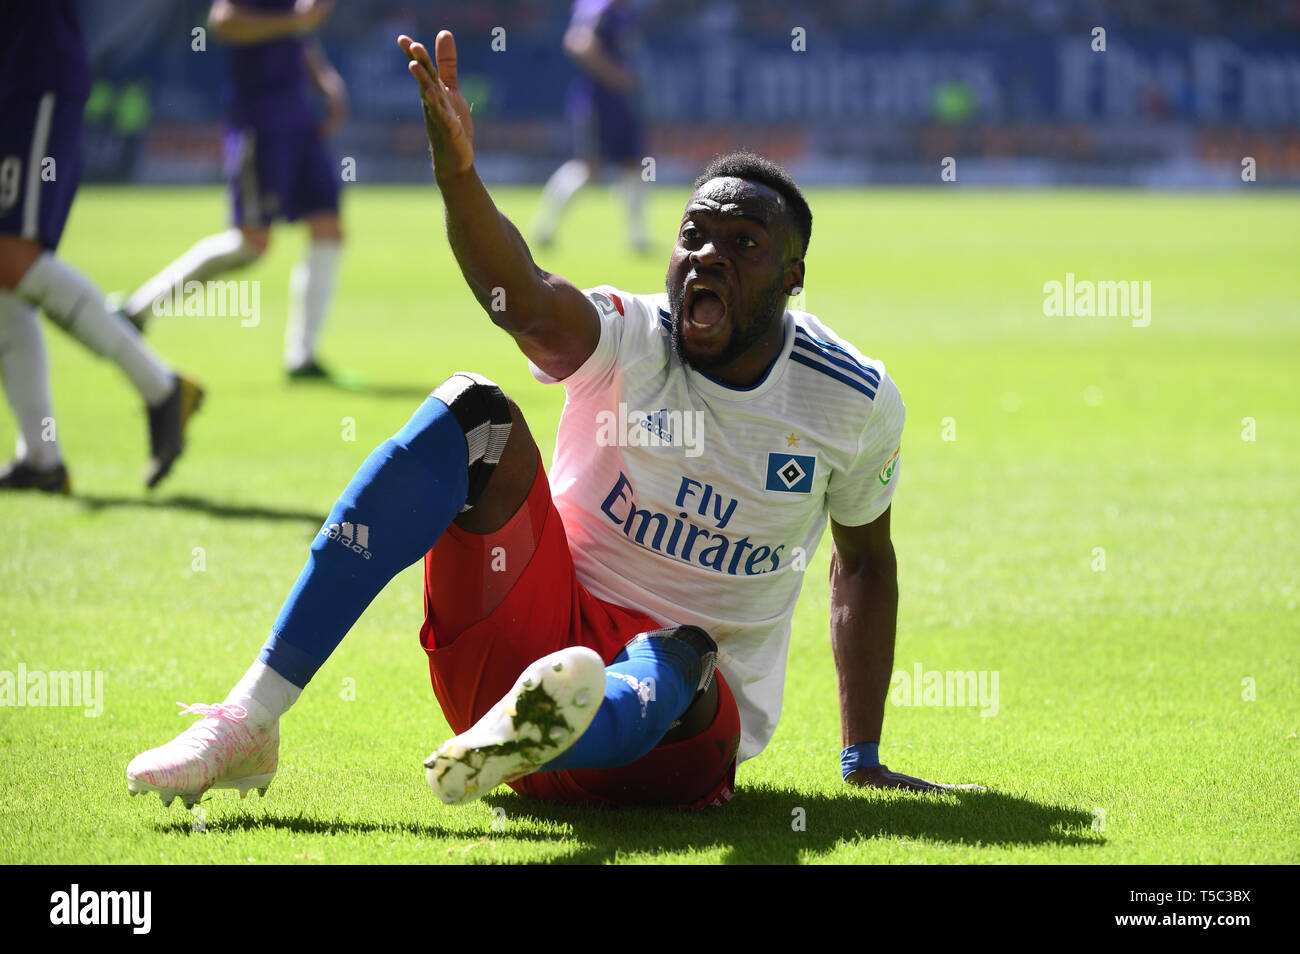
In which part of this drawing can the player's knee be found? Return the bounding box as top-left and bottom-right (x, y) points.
(627, 625), (720, 738)
(428, 372), (513, 512)
(622, 625), (718, 679)
(0, 236), (44, 290)
(239, 227), (270, 257)
(307, 217), (343, 244)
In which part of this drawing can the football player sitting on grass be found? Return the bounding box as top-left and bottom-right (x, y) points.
(128, 30), (981, 810)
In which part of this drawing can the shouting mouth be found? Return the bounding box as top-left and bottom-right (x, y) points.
(684, 280), (728, 341)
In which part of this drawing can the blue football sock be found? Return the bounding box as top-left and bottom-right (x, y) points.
(543, 634), (702, 771)
(258, 396), (469, 687)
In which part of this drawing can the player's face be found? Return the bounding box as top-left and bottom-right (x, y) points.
(666, 177), (800, 378)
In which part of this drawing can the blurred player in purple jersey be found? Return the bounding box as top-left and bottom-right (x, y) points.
(0, 1), (203, 493)
(532, 0), (648, 253)
(121, 0), (348, 380)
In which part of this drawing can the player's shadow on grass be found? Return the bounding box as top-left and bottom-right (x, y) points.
(340, 382), (445, 400)
(147, 788), (1100, 864)
(152, 808), (569, 849)
(487, 786), (1102, 864)
(74, 494), (325, 527)
(284, 373), (437, 401)
(153, 810), (480, 841)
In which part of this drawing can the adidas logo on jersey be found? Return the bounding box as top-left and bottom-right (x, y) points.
(595, 402), (705, 458)
(321, 521), (372, 560)
(641, 408), (675, 444)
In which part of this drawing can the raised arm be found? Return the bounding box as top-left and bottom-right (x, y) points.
(208, 0), (331, 46)
(398, 32), (599, 380)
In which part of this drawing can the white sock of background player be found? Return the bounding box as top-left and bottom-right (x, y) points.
(533, 158), (591, 244)
(284, 238), (341, 371)
(0, 290), (61, 468)
(17, 254), (173, 406)
(123, 228), (260, 323)
(618, 165), (647, 250)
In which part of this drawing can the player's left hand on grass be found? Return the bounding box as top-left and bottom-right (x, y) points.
(846, 764), (986, 793)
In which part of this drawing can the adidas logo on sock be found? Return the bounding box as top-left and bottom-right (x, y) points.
(321, 521), (373, 560)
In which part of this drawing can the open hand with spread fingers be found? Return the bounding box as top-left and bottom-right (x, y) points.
(847, 764), (987, 793)
(397, 31), (474, 177)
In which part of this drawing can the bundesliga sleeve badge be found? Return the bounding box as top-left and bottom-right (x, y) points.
(765, 452), (816, 493)
(879, 444), (901, 485)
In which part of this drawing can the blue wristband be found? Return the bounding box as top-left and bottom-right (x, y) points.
(841, 742), (880, 779)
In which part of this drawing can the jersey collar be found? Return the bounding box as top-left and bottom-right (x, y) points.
(683, 309), (795, 402)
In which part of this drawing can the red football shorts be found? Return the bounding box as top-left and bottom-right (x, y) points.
(419, 451), (741, 808)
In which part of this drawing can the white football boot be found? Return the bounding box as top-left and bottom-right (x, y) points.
(425, 646), (606, 804)
(127, 701), (278, 809)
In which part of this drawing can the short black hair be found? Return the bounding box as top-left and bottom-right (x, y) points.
(692, 151), (812, 258)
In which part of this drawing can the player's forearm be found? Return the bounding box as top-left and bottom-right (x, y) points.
(564, 29), (634, 91)
(436, 167), (552, 333)
(209, 2), (311, 44)
(575, 49), (632, 90)
(829, 546), (899, 746)
(305, 41), (342, 94)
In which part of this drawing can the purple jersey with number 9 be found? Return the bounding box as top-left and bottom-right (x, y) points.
(0, 1), (90, 249)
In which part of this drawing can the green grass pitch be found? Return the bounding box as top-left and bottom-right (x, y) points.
(1, 184), (1296, 864)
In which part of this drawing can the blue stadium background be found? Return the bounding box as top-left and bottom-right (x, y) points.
(77, 0), (1300, 186)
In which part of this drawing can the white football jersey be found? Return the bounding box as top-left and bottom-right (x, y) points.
(530, 286), (905, 761)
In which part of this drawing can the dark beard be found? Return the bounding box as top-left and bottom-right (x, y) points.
(667, 275), (786, 373)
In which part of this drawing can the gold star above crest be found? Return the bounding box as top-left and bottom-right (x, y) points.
(786, 433), (800, 447)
